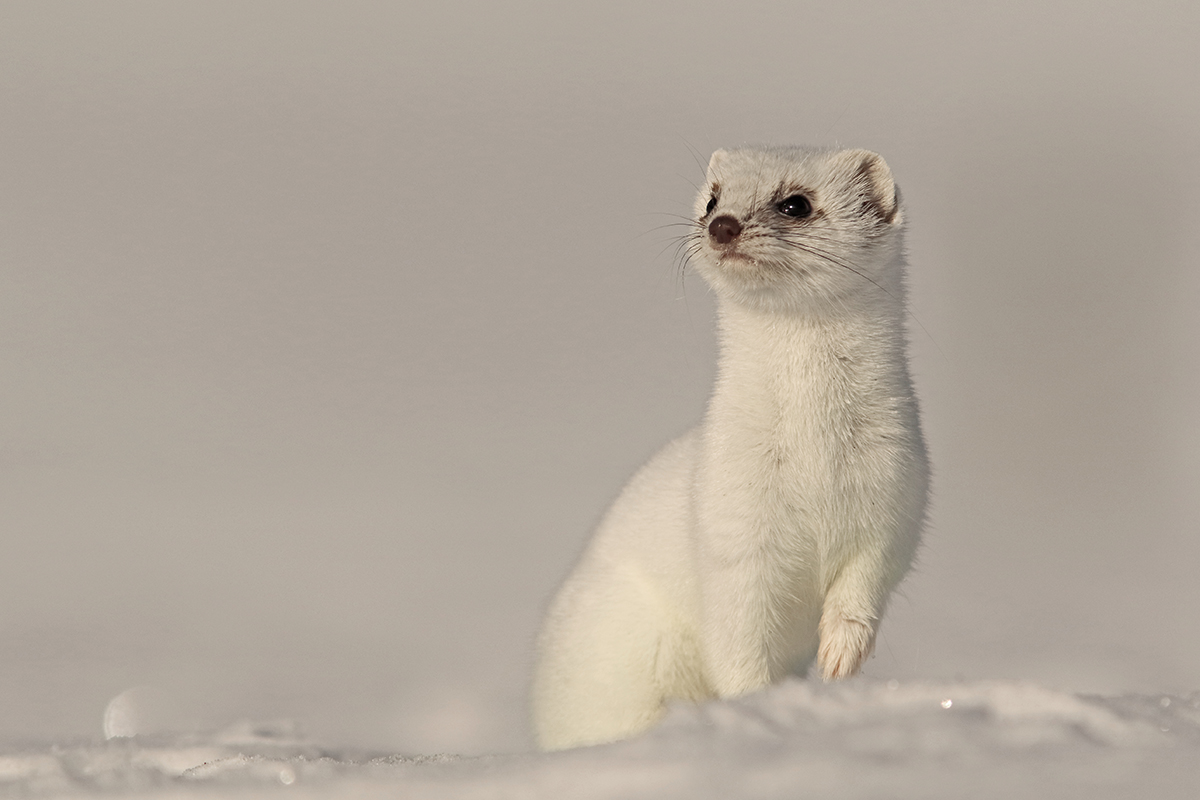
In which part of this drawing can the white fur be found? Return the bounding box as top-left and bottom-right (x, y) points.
(532, 147), (929, 750)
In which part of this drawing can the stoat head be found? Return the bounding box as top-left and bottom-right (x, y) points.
(690, 146), (905, 313)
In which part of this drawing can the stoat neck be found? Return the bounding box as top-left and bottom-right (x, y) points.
(708, 296), (911, 426)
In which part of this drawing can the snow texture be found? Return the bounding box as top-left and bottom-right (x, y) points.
(3, 680), (1197, 799)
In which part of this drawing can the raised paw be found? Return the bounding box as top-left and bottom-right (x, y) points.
(817, 611), (876, 681)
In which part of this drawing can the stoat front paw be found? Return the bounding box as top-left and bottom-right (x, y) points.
(817, 612), (875, 681)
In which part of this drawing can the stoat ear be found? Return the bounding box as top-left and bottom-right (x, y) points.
(840, 149), (902, 225)
(706, 149), (730, 181)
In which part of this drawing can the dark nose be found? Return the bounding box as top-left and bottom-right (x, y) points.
(708, 215), (742, 244)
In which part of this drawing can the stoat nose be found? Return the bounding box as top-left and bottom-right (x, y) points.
(708, 215), (742, 245)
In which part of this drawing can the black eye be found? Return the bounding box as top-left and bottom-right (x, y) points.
(777, 194), (812, 218)
(705, 195), (717, 216)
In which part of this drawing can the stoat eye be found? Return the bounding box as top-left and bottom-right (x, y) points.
(777, 194), (812, 219)
(704, 195), (717, 216)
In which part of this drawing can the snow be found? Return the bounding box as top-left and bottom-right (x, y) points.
(4, 680), (1197, 799)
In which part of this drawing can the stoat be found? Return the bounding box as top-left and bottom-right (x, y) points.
(532, 146), (929, 750)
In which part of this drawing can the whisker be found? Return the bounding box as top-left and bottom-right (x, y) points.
(641, 221), (705, 238)
(636, 212), (706, 243)
(647, 211), (707, 223)
(662, 231), (701, 262)
(674, 237), (704, 280)
(770, 233), (897, 302)
(771, 232), (944, 358)
(681, 139), (708, 181)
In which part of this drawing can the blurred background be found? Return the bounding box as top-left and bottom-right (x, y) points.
(1, 1), (1197, 754)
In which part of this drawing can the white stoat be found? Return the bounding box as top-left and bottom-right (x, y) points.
(532, 146), (929, 751)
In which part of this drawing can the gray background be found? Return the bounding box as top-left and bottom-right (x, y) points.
(2, 1), (1197, 754)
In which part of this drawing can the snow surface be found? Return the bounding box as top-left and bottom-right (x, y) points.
(4, 680), (1197, 799)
